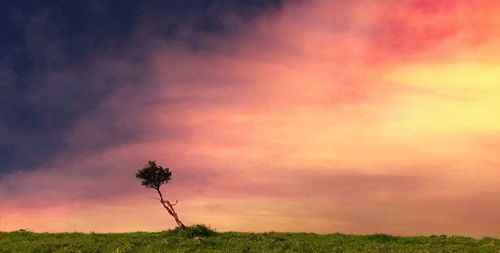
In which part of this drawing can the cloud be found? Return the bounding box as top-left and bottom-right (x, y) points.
(0, 63), (13, 89)
(1, 0), (500, 235)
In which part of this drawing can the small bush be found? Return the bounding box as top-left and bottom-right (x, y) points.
(366, 233), (398, 243)
(171, 224), (217, 238)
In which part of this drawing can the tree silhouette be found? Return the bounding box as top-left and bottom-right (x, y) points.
(136, 161), (186, 229)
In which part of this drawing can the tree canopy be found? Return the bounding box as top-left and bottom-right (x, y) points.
(136, 161), (172, 190)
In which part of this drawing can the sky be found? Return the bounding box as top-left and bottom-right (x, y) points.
(1, 0), (500, 236)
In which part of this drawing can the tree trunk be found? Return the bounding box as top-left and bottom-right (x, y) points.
(156, 189), (187, 229)
(166, 200), (186, 229)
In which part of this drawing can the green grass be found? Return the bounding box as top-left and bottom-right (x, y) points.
(1, 226), (499, 253)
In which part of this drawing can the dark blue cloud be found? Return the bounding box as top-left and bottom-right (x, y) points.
(0, 0), (287, 175)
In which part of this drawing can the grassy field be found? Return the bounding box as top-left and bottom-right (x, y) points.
(1, 226), (498, 253)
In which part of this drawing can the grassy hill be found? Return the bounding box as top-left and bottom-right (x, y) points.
(1, 226), (498, 253)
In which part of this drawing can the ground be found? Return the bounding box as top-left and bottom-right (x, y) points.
(0, 228), (498, 253)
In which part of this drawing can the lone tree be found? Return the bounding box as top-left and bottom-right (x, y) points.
(136, 161), (186, 229)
